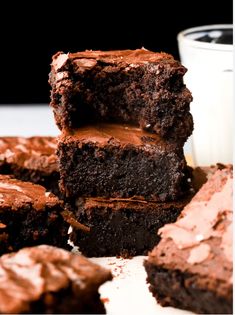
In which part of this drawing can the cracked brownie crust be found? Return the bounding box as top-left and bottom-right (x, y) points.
(0, 137), (60, 196)
(0, 245), (112, 314)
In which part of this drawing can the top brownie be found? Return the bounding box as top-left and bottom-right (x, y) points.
(0, 137), (59, 195)
(49, 49), (193, 143)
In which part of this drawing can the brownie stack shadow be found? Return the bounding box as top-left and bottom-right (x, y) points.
(49, 48), (194, 257)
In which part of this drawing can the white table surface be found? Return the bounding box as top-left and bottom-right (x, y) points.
(0, 105), (60, 137)
(0, 104), (193, 315)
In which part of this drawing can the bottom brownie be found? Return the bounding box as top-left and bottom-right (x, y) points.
(69, 197), (190, 257)
(0, 245), (112, 314)
(0, 175), (70, 255)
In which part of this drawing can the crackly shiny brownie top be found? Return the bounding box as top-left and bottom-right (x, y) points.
(0, 136), (58, 174)
(0, 174), (59, 211)
(0, 245), (112, 313)
(51, 48), (180, 73)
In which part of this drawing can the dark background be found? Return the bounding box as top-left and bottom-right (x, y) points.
(0, 1), (232, 104)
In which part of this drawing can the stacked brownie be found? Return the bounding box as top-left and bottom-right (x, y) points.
(49, 48), (193, 257)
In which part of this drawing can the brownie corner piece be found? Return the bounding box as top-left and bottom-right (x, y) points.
(0, 245), (112, 314)
(0, 175), (70, 255)
(49, 48), (193, 143)
(0, 136), (60, 196)
(58, 124), (190, 202)
(144, 168), (233, 314)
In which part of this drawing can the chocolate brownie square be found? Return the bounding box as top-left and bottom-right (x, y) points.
(0, 175), (70, 255)
(0, 137), (60, 196)
(68, 196), (191, 257)
(49, 49), (193, 144)
(144, 168), (233, 314)
(0, 245), (112, 314)
(57, 124), (189, 202)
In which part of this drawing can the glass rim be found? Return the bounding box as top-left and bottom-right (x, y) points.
(177, 24), (233, 52)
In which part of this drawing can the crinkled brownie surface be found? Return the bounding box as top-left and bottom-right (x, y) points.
(0, 136), (60, 195)
(0, 245), (112, 314)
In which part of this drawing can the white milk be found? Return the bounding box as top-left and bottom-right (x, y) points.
(178, 25), (233, 166)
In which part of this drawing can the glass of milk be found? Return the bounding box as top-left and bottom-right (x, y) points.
(177, 25), (233, 166)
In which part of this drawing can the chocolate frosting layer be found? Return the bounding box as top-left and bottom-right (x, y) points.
(61, 123), (176, 151)
(0, 137), (58, 174)
(0, 175), (58, 211)
(0, 245), (112, 314)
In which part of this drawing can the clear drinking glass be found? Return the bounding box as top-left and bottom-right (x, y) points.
(177, 24), (233, 166)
